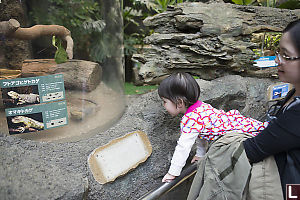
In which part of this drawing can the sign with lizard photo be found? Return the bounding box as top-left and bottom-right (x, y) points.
(0, 74), (65, 108)
(5, 100), (68, 135)
(0, 74), (68, 134)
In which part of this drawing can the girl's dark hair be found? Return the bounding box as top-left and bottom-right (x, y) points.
(283, 19), (300, 54)
(158, 72), (200, 107)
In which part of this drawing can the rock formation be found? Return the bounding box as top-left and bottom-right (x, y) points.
(132, 2), (300, 85)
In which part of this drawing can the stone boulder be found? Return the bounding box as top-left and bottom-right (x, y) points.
(132, 2), (300, 85)
(196, 75), (276, 120)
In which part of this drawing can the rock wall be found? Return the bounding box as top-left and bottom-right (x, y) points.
(132, 2), (300, 85)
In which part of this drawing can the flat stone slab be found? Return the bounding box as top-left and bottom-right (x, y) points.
(88, 130), (152, 184)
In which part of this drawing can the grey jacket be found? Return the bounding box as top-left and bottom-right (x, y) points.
(187, 132), (283, 200)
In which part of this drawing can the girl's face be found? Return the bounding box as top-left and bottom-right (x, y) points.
(275, 32), (300, 85)
(161, 97), (182, 117)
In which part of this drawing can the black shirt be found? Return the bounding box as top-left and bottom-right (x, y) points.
(243, 89), (300, 197)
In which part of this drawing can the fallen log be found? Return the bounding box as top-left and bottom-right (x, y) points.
(21, 59), (102, 92)
(0, 69), (22, 79)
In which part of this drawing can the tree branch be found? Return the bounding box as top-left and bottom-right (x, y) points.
(0, 19), (73, 59)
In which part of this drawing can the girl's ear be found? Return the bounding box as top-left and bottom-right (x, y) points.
(176, 98), (185, 108)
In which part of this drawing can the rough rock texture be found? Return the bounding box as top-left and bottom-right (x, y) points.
(196, 75), (276, 120)
(0, 0), (31, 70)
(0, 75), (275, 199)
(132, 2), (300, 85)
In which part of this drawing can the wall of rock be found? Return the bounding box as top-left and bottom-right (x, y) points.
(132, 2), (300, 85)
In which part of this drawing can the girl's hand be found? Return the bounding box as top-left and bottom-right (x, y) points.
(191, 155), (203, 163)
(162, 173), (176, 183)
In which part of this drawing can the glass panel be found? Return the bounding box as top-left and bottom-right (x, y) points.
(0, 0), (125, 142)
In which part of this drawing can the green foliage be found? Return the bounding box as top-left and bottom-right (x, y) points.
(154, 0), (196, 13)
(232, 0), (254, 5)
(89, 33), (112, 63)
(278, 0), (300, 9)
(123, 6), (144, 29)
(125, 82), (158, 95)
(52, 36), (68, 64)
(48, 0), (101, 26)
(252, 49), (262, 57)
(264, 32), (281, 52)
(124, 33), (145, 56)
(231, 0), (299, 8)
(82, 19), (106, 34)
(46, 0), (103, 40)
(252, 32), (282, 57)
(30, 0), (111, 63)
(154, 0), (176, 12)
(230, 0), (297, 57)
(256, 0), (277, 7)
(123, 0), (153, 56)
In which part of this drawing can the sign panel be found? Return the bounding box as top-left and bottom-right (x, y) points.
(254, 56), (278, 68)
(286, 184), (300, 200)
(267, 83), (292, 101)
(5, 100), (68, 135)
(0, 74), (65, 108)
(0, 74), (68, 134)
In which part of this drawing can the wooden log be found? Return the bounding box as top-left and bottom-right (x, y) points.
(0, 19), (20, 35)
(21, 59), (102, 92)
(0, 69), (22, 79)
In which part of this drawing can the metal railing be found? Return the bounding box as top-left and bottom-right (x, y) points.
(139, 162), (198, 200)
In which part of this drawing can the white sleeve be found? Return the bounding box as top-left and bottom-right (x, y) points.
(195, 137), (208, 157)
(168, 130), (199, 176)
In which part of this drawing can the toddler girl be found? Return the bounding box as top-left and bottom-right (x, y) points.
(158, 72), (268, 182)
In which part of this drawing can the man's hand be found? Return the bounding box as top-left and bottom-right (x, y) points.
(162, 173), (176, 183)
